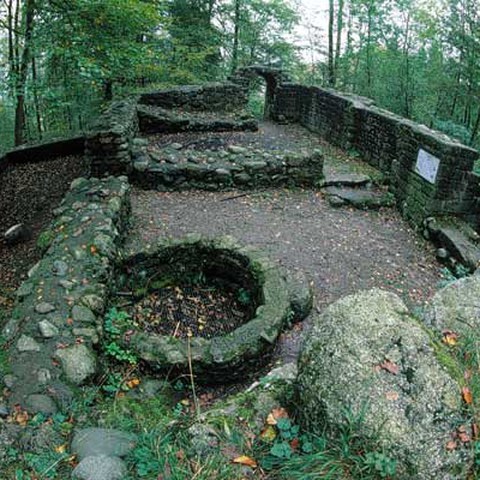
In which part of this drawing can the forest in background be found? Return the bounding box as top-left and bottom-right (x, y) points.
(0, 0), (479, 154)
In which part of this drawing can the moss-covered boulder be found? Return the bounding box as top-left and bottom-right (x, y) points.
(424, 275), (480, 338)
(296, 289), (469, 479)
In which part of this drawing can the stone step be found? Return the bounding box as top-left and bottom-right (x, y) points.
(320, 173), (371, 188)
(325, 186), (394, 210)
(426, 218), (480, 271)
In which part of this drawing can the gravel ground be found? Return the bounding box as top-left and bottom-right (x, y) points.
(0, 155), (90, 292)
(127, 122), (444, 363)
(127, 188), (443, 362)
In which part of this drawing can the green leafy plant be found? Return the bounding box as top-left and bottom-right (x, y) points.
(237, 288), (252, 306)
(103, 307), (137, 365)
(364, 452), (397, 478)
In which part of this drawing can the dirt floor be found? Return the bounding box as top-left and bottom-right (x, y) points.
(0, 155), (90, 295)
(127, 122), (444, 364)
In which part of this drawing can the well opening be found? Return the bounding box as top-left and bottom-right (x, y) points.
(115, 243), (262, 340)
(109, 238), (295, 382)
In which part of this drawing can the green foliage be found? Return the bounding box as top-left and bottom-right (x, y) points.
(237, 288), (252, 305)
(437, 265), (470, 289)
(36, 229), (56, 253)
(103, 307), (137, 365)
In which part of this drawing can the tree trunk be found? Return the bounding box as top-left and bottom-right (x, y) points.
(328, 0), (335, 86)
(231, 0), (240, 73)
(31, 55), (42, 138)
(14, 0), (35, 146)
(334, 0), (344, 79)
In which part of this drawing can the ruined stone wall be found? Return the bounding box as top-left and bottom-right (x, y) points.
(85, 99), (139, 177)
(273, 83), (480, 226)
(139, 82), (247, 112)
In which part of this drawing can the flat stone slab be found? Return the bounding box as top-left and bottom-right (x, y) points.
(320, 173), (371, 188)
(71, 428), (137, 460)
(72, 455), (127, 480)
(436, 227), (480, 271)
(325, 186), (394, 209)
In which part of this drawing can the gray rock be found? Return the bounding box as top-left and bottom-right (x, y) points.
(52, 260), (69, 276)
(59, 279), (75, 289)
(243, 161), (267, 171)
(170, 142), (183, 150)
(327, 195), (346, 207)
(72, 455), (127, 480)
(228, 145), (247, 155)
(3, 375), (15, 388)
(16, 282), (34, 299)
(72, 428), (137, 460)
(0, 404), (9, 417)
(28, 262), (40, 278)
(436, 248), (449, 260)
(132, 137), (149, 147)
(321, 173), (371, 188)
(81, 295), (105, 314)
(35, 302), (56, 314)
(25, 394), (58, 415)
(38, 320), (59, 338)
(4, 223), (30, 245)
(37, 368), (52, 384)
(234, 173), (251, 184)
(325, 187), (394, 210)
(17, 335), (41, 352)
(72, 305), (96, 324)
(73, 328), (99, 344)
(435, 227), (480, 271)
(55, 344), (96, 384)
(424, 275), (480, 338)
(285, 269), (313, 322)
(297, 289), (468, 479)
(187, 423), (219, 456)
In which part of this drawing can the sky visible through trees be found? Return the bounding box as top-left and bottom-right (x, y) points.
(1, 0), (480, 154)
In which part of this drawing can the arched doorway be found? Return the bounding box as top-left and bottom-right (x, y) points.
(229, 65), (289, 120)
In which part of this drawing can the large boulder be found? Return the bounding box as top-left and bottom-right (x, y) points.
(296, 289), (469, 479)
(424, 275), (480, 338)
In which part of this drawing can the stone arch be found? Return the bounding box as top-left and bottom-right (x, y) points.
(229, 65), (290, 120)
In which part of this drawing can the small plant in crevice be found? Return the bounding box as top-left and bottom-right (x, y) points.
(103, 307), (137, 365)
(237, 287), (252, 306)
(438, 264), (470, 289)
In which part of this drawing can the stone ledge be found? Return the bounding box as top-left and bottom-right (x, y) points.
(2, 176), (131, 411)
(132, 144), (324, 191)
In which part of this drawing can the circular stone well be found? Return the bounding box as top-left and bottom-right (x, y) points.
(112, 236), (309, 382)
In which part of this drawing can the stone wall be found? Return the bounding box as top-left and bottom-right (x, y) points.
(139, 82), (247, 112)
(86, 99), (139, 177)
(273, 83), (480, 226)
(2, 176), (130, 413)
(0, 136), (85, 175)
(132, 146), (324, 191)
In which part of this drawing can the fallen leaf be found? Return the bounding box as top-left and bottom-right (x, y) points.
(290, 438), (300, 450)
(260, 425), (277, 442)
(442, 330), (459, 346)
(232, 455), (257, 468)
(472, 423), (479, 440)
(126, 378), (140, 389)
(385, 391), (399, 401)
(462, 387), (473, 405)
(14, 409), (29, 426)
(446, 440), (457, 451)
(459, 431), (471, 443)
(55, 444), (67, 454)
(379, 360), (399, 375)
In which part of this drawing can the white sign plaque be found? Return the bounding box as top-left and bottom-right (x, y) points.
(415, 149), (440, 184)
